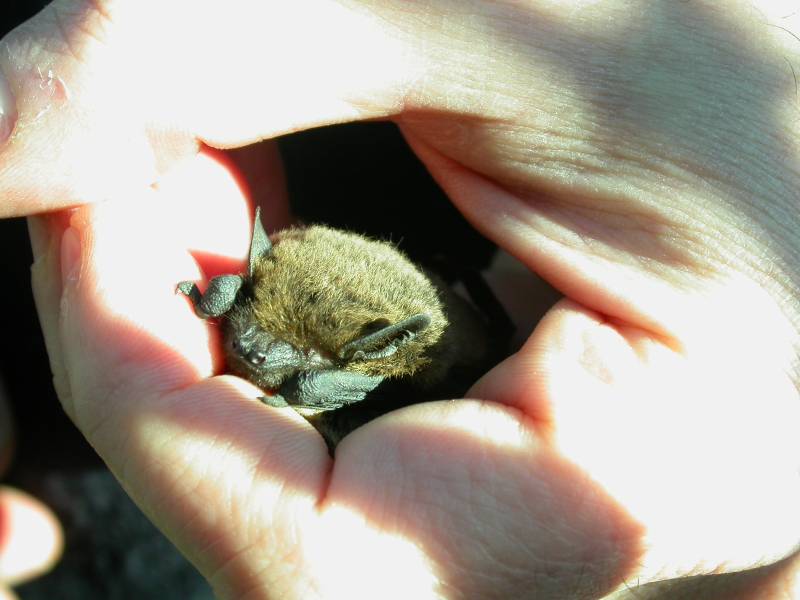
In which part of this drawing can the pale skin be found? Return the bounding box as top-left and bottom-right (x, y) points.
(1, 0), (799, 598)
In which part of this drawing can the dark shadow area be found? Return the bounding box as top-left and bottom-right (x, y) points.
(278, 121), (498, 272)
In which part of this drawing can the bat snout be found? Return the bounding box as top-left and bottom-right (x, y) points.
(230, 335), (302, 372)
(245, 349), (267, 366)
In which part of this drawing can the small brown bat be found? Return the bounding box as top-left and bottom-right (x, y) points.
(178, 209), (505, 450)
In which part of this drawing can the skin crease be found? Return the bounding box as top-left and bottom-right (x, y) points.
(0, 0), (798, 598)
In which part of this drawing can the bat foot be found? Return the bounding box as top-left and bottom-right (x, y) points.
(176, 276), (243, 319)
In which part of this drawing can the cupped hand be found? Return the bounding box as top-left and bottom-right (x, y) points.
(7, 1), (800, 598)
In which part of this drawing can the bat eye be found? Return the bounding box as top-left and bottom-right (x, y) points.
(246, 350), (267, 366)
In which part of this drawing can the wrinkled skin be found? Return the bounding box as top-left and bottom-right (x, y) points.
(1, 1), (799, 598)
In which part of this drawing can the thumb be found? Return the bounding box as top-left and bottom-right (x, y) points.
(0, 0), (417, 216)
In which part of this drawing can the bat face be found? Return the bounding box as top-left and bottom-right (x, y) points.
(222, 298), (335, 391)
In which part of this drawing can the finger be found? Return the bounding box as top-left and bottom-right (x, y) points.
(162, 143), (292, 279)
(51, 149), (255, 420)
(323, 399), (643, 598)
(224, 142), (293, 233)
(0, 487), (62, 587)
(28, 141), (288, 413)
(29, 211), (75, 415)
(0, 587), (18, 600)
(50, 151), (333, 592)
(481, 249), (561, 348)
(0, 0), (420, 215)
(469, 297), (800, 586)
(385, 2), (800, 354)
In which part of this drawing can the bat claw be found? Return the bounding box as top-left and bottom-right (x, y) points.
(176, 281), (212, 319)
(259, 394), (290, 408)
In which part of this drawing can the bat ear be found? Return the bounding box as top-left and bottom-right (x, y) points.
(340, 313), (431, 362)
(248, 207), (273, 277)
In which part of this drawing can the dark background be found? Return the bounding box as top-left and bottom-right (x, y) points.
(0, 2), (494, 598)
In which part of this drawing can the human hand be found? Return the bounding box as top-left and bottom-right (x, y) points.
(6, 1), (800, 598)
(0, 388), (62, 600)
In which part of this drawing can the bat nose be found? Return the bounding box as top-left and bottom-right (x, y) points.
(246, 350), (267, 365)
(230, 336), (299, 370)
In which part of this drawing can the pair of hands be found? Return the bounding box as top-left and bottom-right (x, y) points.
(2, 1), (800, 598)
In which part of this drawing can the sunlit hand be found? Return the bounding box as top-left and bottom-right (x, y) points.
(4, 1), (800, 598)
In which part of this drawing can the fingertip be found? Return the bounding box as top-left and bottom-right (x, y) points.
(156, 149), (256, 264)
(0, 488), (63, 587)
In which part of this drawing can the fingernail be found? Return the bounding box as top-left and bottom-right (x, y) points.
(0, 69), (17, 146)
(60, 227), (81, 284)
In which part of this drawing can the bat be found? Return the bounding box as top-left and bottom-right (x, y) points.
(177, 208), (507, 451)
